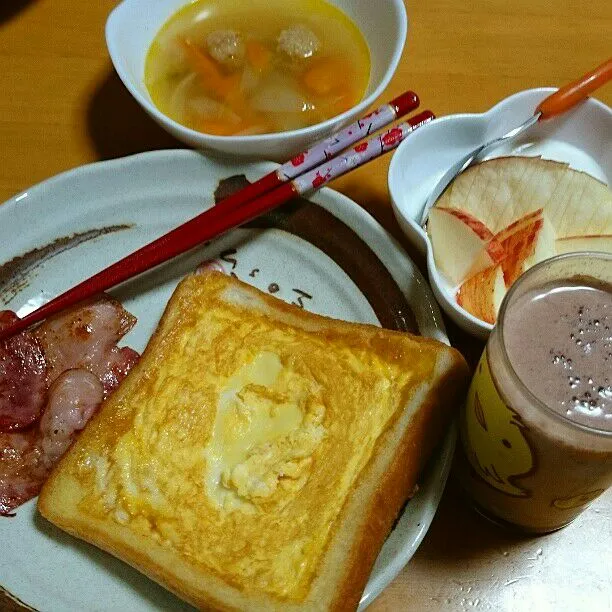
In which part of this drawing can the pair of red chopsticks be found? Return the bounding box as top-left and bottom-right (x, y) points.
(0, 92), (434, 340)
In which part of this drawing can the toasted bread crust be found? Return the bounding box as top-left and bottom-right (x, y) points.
(329, 354), (467, 611)
(39, 271), (468, 611)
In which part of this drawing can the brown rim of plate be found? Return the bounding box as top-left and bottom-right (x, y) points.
(0, 226), (132, 306)
(0, 585), (37, 612)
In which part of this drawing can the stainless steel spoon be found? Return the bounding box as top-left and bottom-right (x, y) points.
(420, 57), (612, 226)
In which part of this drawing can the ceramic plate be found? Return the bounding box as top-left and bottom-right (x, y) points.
(0, 150), (453, 611)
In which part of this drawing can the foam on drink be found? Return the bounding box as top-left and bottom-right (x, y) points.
(503, 280), (612, 431)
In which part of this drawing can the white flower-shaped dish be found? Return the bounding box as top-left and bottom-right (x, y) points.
(388, 88), (612, 339)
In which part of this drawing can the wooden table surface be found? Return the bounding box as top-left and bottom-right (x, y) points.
(0, 1), (611, 611)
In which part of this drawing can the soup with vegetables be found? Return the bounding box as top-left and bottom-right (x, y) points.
(145, 0), (370, 136)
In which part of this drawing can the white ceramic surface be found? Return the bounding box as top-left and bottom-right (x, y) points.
(0, 150), (453, 611)
(105, 0), (407, 161)
(388, 89), (612, 339)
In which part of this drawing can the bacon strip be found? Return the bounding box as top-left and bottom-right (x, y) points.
(0, 430), (43, 516)
(0, 311), (47, 432)
(34, 297), (137, 396)
(0, 296), (139, 515)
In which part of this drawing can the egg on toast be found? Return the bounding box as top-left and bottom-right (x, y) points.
(38, 271), (468, 611)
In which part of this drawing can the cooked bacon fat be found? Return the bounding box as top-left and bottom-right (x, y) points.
(40, 369), (104, 464)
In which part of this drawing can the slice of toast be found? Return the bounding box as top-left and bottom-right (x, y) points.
(39, 271), (468, 611)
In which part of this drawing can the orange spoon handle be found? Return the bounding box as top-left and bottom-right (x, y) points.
(536, 57), (612, 120)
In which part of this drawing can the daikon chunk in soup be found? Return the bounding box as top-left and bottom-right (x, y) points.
(145, 0), (371, 136)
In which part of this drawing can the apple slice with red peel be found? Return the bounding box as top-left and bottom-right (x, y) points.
(435, 156), (612, 237)
(427, 207), (505, 285)
(499, 214), (557, 287)
(555, 235), (612, 255)
(494, 208), (543, 243)
(436, 157), (569, 233)
(431, 156), (612, 326)
(457, 265), (505, 324)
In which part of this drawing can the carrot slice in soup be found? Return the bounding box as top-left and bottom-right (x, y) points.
(180, 39), (239, 101)
(303, 58), (348, 95)
(246, 40), (272, 73)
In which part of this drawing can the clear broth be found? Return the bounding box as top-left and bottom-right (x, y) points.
(145, 0), (371, 136)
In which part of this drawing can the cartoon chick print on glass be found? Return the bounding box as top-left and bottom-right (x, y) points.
(461, 354), (535, 497)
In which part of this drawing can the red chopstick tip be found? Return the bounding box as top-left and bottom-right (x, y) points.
(389, 91), (419, 117)
(408, 110), (435, 128)
(0, 318), (27, 342)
